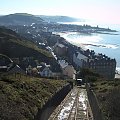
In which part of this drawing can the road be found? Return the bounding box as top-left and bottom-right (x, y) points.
(48, 86), (93, 120)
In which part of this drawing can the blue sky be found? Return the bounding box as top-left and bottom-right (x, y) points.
(0, 0), (120, 24)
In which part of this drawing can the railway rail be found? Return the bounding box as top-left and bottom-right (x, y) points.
(48, 87), (93, 120)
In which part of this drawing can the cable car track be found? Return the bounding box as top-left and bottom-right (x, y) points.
(48, 87), (93, 120)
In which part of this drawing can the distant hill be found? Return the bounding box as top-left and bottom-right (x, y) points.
(0, 27), (53, 61)
(38, 15), (85, 23)
(0, 13), (85, 26)
(0, 13), (44, 26)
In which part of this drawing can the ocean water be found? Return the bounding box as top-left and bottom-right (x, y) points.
(56, 22), (120, 71)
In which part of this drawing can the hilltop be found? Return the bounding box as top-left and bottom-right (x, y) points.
(38, 15), (84, 23)
(0, 13), (84, 25)
(0, 13), (117, 34)
(0, 13), (44, 26)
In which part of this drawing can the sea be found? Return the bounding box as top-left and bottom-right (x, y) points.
(55, 21), (120, 73)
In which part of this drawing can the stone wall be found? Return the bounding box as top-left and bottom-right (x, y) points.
(35, 83), (72, 120)
(86, 84), (103, 120)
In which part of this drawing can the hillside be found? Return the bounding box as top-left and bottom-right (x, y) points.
(91, 78), (120, 120)
(0, 73), (67, 120)
(0, 13), (44, 26)
(0, 27), (52, 57)
(38, 15), (84, 23)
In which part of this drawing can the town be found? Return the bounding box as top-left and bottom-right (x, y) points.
(0, 31), (116, 80)
(0, 14), (117, 80)
(0, 13), (119, 120)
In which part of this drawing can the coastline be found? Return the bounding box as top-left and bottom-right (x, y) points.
(54, 31), (120, 76)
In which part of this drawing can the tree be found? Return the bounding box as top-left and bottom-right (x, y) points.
(77, 68), (100, 82)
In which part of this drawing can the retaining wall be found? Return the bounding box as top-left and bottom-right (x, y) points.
(35, 83), (72, 120)
(86, 84), (103, 120)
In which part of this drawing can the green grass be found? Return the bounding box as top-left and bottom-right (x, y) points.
(0, 73), (67, 120)
(10, 38), (53, 58)
(0, 27), (53, 58)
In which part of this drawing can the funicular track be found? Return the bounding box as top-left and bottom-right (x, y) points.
(48, 87), (93, 120)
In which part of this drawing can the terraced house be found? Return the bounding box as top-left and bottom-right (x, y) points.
(53, 42), (68, 56)
(73, 50), (116, 79)
(87, 54), (116, 79)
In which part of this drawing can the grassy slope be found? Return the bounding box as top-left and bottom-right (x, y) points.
(91, 78), (120, 120)
(0, 73), (67, 120)
(0, 27), (53, 58)
(0, 13), (43, 25)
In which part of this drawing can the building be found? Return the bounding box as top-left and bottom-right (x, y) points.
(0, 54), (13, 72)
(54, 42), (68, 56)
(88, 54), (116, 79)
(59, 60), (76, 79)
(38, 62), (62, 78)
(73, 51), (88, 69)
(0, 54), (26, 74)
(73, 50), (116, 79)
(8, 65), (25, 74)
(62, 65), (76, 79)
(39, 64), (53, 77)
(26, 65), (32, 75)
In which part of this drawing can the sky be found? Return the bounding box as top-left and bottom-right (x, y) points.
(0, 0), (120, 24)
